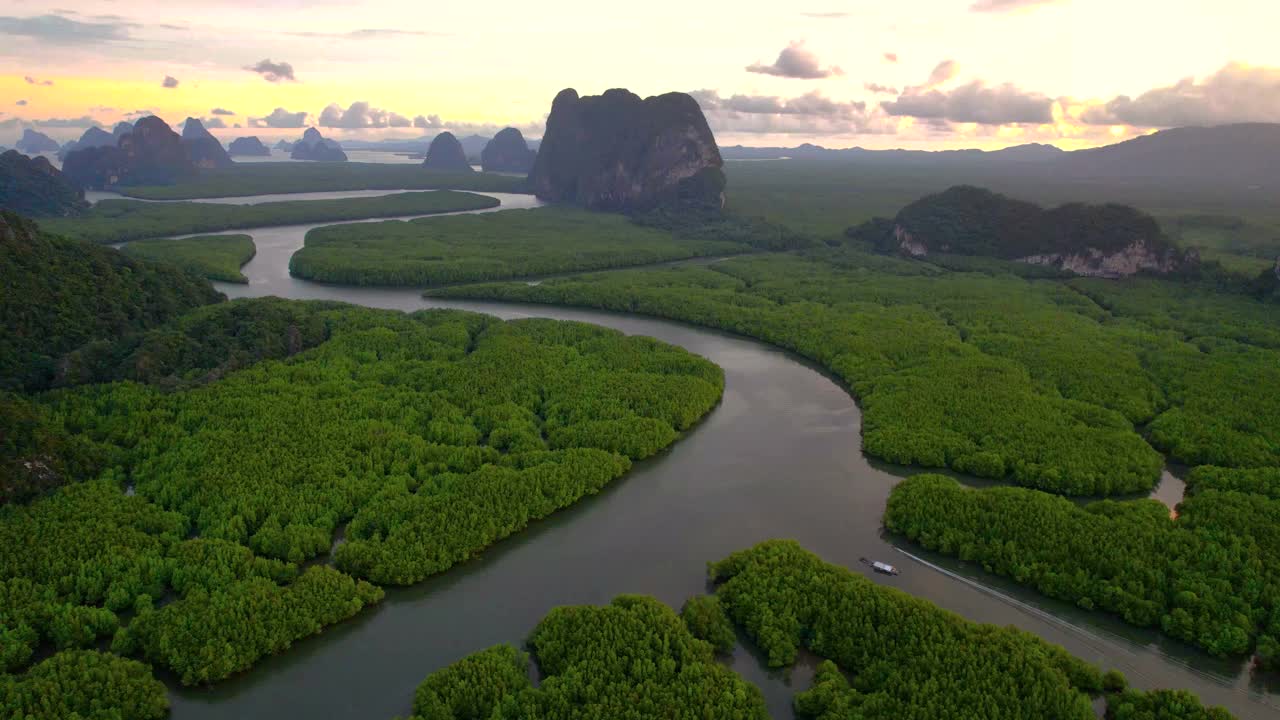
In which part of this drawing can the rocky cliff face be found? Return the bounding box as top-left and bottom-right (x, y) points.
(529, 88), (724, 212)
(228, 136), (271, 156)
(16, 129), (59, 154)
(290, 127), (347, 161)
(1016, 241), (1192, 279)
(182, 118), (234, 169)
(423, 132), (473, 172)
(480, 128), (536, 173)
(0, 150), (87, 216)
(62, 116), (195, 188)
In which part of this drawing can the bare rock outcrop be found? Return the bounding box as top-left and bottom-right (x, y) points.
(529, 88), (724, 212)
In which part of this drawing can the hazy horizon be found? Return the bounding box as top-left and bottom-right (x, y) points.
(1, 0), (1278, 150)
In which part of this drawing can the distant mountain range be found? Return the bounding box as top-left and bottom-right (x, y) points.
(721, 123), (1280, 186)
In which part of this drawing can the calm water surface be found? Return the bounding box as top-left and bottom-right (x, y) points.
(160, 193), (1277, 720)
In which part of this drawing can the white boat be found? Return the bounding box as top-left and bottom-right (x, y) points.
(872, 561), (900, 576)
(860, 557), (901, 576)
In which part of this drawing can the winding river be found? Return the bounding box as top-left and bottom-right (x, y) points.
(133, 190), (1276, 719)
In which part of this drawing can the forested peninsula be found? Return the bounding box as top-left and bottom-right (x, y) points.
(41, 191), (500, 244)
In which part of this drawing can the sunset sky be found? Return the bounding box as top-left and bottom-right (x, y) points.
(1, 0), (1277, 149)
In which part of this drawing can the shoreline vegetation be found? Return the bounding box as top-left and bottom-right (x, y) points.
(289, 207), (753, 287)
(4, 298), (725, 689)
(117, 163), (528, 200)
(399, 541), (1239, 720)
(3, 162), (1277, 718)
(427, 245), (1278, 665)
(39, 191), (501, 244)
(123, 234), (256, 283)
(885, 474), (1279, 665)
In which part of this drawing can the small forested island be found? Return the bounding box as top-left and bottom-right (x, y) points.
(290, 127), (348, 162)
(227, 136), (271, 156)
(422, 131), (473, 172)
(479, 127), (536, 173)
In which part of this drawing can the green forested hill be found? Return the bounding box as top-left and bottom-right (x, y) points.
(866, 185), (1187, 264)
(0, 150), (88, 218)
(0, 211), (222, 392)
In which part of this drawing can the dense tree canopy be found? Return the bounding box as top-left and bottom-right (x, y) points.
(680, 595), (736, 654)
(432, 250), (1184, 495)
(709, 540), (1105, 719)
(289, 207), (749, 287)
(123, 233), (256, 283)
(43, 301), (722, 585)
(0, 211), (222, 392)
(2, 297), (724, 702)
(887, 185), (1183, 260)
(435, 245), (1280, 496)
(0, 650), (168, 720)
(54, 297), (336, 389)
(401, 595), (768, 720)
(884, 474), (1280, 661)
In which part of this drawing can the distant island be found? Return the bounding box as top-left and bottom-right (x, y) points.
(422, 131), (472, 172)
(228, 136), (271, 157)
(290, 127), (347, 162)
(58, 127), (116, 160)
(15, 129), (60, 155)
(480, 128), (536, 173)
(181, 118), (233, 169)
